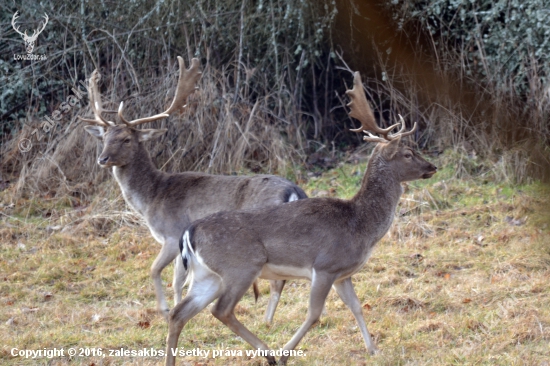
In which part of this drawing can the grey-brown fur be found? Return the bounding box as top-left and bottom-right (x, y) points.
(85, 124), (307, 322)
(165, 137), (437, 366)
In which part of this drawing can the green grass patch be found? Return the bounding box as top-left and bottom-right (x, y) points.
(1, 151), (549, 365)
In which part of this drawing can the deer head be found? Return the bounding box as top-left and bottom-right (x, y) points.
(81, 57), (202, 168)
(12, 11), (48, 54)
(346, 71), (436, 182)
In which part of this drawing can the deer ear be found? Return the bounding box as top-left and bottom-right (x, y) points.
(137, 128), (168, 142)
(84, 125), (105, 140)
(382, 135), (401, 159)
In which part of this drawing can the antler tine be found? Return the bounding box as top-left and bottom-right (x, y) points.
(78, 70), (114, 127)
(346, 72), (396, 137)
(385, 115), (417, 140)
(401, 121), (417, 137)
(390, 114), (407, 137)
(77, 116), (103, 125)
(127, 56), (202, 126)
(117, 102), (132, 126)
(389, 114), (416, 140)
(362, 131), (390, 144)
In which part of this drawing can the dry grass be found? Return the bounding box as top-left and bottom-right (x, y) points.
(4, 62), (301, 201)
(1, 151), (549, 365)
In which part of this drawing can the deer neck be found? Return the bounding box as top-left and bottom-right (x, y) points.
(351, 155), (403, 239)
(112, 145), (162, 215)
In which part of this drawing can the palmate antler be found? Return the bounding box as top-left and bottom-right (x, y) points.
(118, 57), (202, 127)
(346, 72), (416, 143)
(79, 56), (201, 128)
(77, 70), (115, 127)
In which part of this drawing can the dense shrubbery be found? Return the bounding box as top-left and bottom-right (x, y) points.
(1, 0), (338, 139)
(0, 0), (344, 194)
(380, 0), (550, 182)
(1, 0), (548, 191)
(390, 0), (550, 98)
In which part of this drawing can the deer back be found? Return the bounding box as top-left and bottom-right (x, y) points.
(185, 138), (436, 282)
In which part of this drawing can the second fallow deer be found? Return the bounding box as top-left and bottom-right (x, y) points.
(164, 71), (437, 365)
(80, 56), (307, 322)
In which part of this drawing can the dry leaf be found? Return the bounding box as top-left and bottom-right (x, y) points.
(137, 321), (150, 329)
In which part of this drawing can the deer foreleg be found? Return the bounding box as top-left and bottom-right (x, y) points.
(151, 242), (180, 321)
(172, 252), (187, 305)
(279, 271), (334, 365)
(333, 277), (378, 354)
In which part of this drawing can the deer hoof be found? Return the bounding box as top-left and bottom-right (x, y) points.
(278, 355), (288, 365)
(368, 346), (380, 355)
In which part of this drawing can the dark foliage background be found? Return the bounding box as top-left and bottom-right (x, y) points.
(1, 0), (548, 196)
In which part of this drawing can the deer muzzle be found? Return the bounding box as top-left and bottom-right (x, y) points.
(422, 164), (438, 179)
(98, 155), (110, 166)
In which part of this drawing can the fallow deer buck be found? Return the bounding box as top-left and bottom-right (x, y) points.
(165, 71), (437, 366)
(80, 56), (307, 322)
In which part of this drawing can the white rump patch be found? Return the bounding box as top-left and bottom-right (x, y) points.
(182, 230), (194, 256)
(185, 246), (222, 307)
(288, 192), (299, 202)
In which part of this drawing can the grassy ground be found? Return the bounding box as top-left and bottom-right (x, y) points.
(1, 150), (549, 365)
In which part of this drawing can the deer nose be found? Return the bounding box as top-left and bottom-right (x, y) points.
(98, 156), (109, 165)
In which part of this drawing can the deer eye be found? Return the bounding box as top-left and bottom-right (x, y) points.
(404, 153), (412, 159)
(123, 138), (131, 144)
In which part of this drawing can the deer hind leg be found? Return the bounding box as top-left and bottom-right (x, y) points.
(173, 253), (187, 305)
(333, 277), (378, 354)
(151, 242), (180, 321)
(165, 265), (222, 366)
(264, 280), (285, 324)
(279, 270), (335, 365)
(211, 270), (276, 365)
